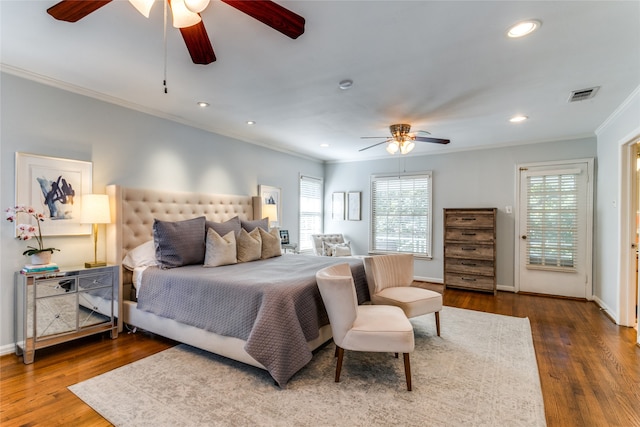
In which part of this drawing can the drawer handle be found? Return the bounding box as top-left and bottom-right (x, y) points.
(461, 247), (477, 251)
(461, 217), (476, 221)
(461, 262), (477, 266)
(461, 232), (477, 236)
(461, 277), (477, 282)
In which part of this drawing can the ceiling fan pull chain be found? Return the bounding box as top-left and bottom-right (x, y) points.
(163, 0), (168, 94)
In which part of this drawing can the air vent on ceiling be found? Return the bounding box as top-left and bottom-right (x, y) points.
(568, 86), (599, 102)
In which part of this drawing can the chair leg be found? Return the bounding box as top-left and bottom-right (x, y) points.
(403, 353), (412, 391)
(435, 311), (441, 337)
(335, 346), (344, 382)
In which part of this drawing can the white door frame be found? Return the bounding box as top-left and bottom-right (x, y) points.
(619, 139), (639, 331)
(513, 158), (595, 297)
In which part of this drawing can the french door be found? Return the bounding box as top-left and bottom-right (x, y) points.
(517, 160), (593, 298)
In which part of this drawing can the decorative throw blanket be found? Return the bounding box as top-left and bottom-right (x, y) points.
(137, 254), (368, 386)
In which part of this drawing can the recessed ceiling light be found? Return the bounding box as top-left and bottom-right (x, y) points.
(197, 101), (209, 107)
(246, 120), (256, 125)
(320, 143), (329, 148)
(507, 19), (541, 38)
(509, 115), (528, 123)
(338, 79), (353, 90)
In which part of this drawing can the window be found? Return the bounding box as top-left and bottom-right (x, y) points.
(299, 175), (323, 253)
(370, 172), (432, 257)
(526, 170), (579, 270)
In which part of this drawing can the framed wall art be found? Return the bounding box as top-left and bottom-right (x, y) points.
(347, 191), (361, 221)
(258, 184), (282, 227)
(15, 152), (92, 236)
(332, 192), (345, 221)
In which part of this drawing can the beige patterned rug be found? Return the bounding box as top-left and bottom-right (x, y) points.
(69, 307), (546, 426)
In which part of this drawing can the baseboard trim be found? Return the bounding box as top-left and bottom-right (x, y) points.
(0, 343), (15, 357)
(414, 276), (443, 284)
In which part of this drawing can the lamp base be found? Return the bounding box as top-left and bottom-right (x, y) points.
(85, 261), (107, 268)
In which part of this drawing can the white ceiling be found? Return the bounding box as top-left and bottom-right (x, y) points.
(1, 1), (639, 162)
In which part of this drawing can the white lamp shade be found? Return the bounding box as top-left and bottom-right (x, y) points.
(386, 140), (399, 154)
(129, 0), (155, 18)
(400, 140), (415, 154)
(184, 0), (210, 13)
(80, 194), (111, 224)
(170, 0), (202, 28)
(263, 204), (278, 223)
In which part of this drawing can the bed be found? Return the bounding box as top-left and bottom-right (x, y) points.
(105, 185), (368, 386)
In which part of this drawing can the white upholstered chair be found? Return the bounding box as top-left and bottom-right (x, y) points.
(315, 263), (415, 391)
(311, 233), (351, 256)
(364, 254), (443, 336)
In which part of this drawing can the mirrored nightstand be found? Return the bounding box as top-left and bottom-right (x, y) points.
(14, 264), (119, 364)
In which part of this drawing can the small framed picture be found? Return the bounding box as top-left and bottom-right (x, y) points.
(347, 191), (361, 221)
(332, 192), (345, 220)
(279, 229), (290, 245)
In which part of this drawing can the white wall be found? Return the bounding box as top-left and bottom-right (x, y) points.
(594, 87), (640, 324)
(0, 73), (323, 350)
(324, 138), (597, 289)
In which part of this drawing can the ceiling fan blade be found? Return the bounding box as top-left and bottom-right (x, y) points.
(360, 136), (389, 139)
(221, 0), (305, 39)
(359, 139), (391, 152)
(414, 136), (451, 144)
(179, 21), (216, 64)
(47, 0), (112, 22)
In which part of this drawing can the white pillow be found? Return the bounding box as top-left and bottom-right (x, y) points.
(122, 240), (158, 270)
(204, 229), (238, 267)
(324, 241), (352, 257)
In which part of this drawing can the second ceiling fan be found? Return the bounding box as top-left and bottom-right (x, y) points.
(46, 0), (305, 65)
(360, 124), (450, 155)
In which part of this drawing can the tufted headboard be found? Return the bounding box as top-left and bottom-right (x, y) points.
(106, 185), (261, 319)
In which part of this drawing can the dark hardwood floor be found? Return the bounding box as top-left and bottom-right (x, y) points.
(2, 288), (639, 427)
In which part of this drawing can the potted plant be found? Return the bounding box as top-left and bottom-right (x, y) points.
(5, 206), (59, 264)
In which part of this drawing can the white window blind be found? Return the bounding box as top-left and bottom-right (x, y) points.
(370, 172), (432, 257)
(299, 175), (323, 252)
(526, 171), (579, 270)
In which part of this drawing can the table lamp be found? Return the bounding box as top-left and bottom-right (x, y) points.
(80, 194), (111, 268)
(263, 203), (278, 228)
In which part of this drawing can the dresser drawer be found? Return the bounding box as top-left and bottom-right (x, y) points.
(445, 273), (495, 291)
(445, 243), (494, 260)
(445, 257), (494, 276)
(445, 228), (494, 243)
(445, 212), (494, 228)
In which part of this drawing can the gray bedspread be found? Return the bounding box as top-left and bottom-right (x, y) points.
(137, 254), (368, 386)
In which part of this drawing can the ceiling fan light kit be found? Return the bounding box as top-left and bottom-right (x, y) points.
(47, 0), (305, 65)
(170, 0), (202, 28)
(184, 0), (211, 14)
(360, 123), (450, 155)
(129, 0), (155, 18)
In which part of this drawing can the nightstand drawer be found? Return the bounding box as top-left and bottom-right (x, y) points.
(79, 272), (113, 291)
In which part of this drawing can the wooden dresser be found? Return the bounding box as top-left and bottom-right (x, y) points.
(443, 208), (497, 295)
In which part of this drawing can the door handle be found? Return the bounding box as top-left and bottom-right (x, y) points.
(521, 235), (527, 240)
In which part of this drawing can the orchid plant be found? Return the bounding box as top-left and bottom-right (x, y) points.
(5, 206), (59, 256)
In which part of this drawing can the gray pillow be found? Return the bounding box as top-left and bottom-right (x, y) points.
(206, 216), (241, 237)
(153, 216), (206, 269)
(241, 217), (269, 232)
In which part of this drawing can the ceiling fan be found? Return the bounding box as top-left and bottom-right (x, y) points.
(46, 0), (305, 65)
(360, 124), (450, 155)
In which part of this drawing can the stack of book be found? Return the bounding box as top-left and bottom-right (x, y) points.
(21, 263), (60, 275)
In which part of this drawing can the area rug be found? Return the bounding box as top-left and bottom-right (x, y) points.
(69, 307), (546, 426)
